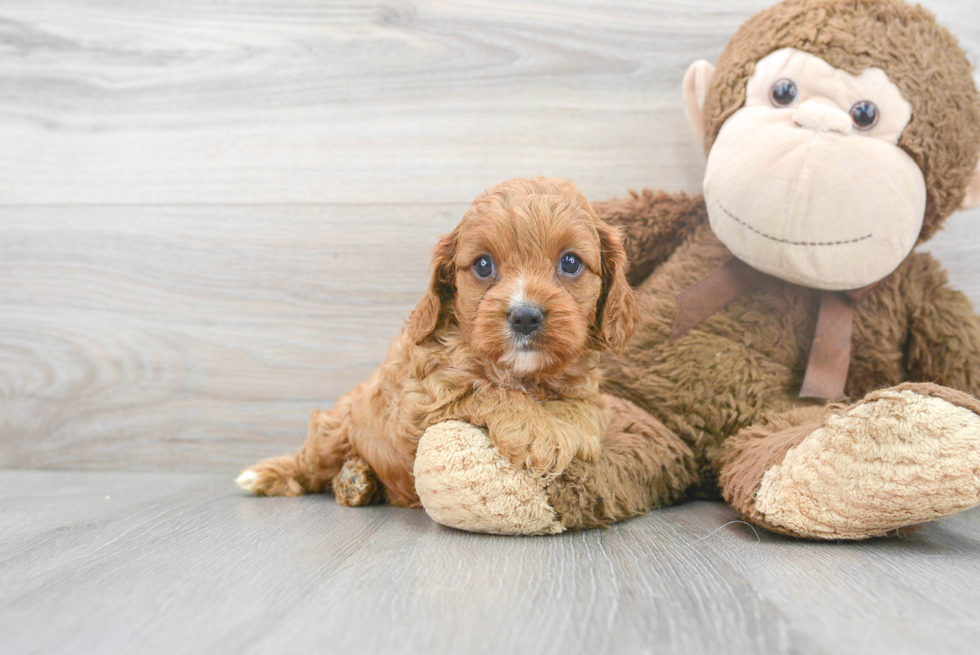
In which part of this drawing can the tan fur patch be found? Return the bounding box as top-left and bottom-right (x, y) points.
(414, 421), (563, 535)
(756, 390), (980, 539)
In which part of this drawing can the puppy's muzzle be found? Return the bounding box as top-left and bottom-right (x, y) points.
(507, 304), (545, 337)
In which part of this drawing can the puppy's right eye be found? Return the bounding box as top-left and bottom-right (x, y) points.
(473, 255), (495, 279)
(558, 252), (583, 276)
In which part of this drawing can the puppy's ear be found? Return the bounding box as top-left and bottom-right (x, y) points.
(406, 228), (458, 344)
(594, 220), (638, 353)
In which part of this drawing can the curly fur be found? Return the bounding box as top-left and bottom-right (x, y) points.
(238, 177), (638, 506)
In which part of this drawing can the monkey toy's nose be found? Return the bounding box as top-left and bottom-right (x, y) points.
(792, 100), (852, 135)
(508, 304), (545, 336)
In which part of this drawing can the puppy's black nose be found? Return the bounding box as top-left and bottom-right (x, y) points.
(508, 305), (545, 336)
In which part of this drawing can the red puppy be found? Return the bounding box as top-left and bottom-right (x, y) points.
(237, 177), (637, 506)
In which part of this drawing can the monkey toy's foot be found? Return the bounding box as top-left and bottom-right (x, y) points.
(414, 398), (697, 535)
(414, 421), (564, 535)
(722, 383), (980, 539)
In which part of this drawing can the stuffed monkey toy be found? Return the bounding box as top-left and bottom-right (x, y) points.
(413, 0), (980, 538)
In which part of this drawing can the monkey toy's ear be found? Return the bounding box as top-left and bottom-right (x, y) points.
(683, 60), (716, 149)
(963, 157), (980, 210)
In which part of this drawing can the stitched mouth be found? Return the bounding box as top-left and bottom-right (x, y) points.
(716, 200), (873, 247)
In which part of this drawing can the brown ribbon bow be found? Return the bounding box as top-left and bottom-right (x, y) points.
(671, 258), (872, 401)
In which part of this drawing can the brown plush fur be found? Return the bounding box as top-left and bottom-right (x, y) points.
(545, 395), (698, 530)
(239, 177), (638, 506)
(701, 0), (980, 241)
(716, 405), (829, 535)
(589, 209), (980, 525)
(534, 0), (980, 536)
(591, 190), (707, 287)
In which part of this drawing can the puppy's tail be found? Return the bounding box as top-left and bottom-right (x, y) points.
(236, 404), (356, 497)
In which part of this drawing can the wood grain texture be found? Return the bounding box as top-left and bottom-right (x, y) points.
(0, 204), (464, 470)
(3, 471), (980, 655)
(0, 0), (976, 205)
(2, 0), (980, 471)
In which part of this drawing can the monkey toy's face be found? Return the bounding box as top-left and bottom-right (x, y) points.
(699, 48), (927, 290)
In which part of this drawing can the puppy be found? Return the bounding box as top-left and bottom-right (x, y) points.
(236, 177), (638, 507)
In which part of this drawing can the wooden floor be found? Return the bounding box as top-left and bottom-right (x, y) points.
(3, 1), (980, 653)
(3, 471), (980, 655)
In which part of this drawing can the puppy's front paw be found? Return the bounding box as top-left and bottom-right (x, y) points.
(527, 422), (580, 476)
(540, 399), (603, 465)
(492, 420), (580, 478)
(526, 422), (601, 473)
(575, 432), (602, 463)
(235, 456), (305, 497)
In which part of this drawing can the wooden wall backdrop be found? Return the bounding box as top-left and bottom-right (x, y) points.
(2, 0), (979, 472)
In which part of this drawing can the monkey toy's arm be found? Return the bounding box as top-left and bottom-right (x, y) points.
(901, 254), (980, 396)
(592, 190), (706, 287)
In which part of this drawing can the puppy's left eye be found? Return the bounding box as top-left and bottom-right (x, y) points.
(473, 255), (495, 279)
(558, 253), (583, 276)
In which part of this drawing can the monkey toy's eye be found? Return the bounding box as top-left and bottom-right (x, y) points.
(850, 101), (879, 130)
(558, 253), (583, 276)
(473, 255), (495, 279)
(770, 79), (798, 107)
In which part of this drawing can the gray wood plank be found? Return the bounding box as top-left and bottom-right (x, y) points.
(0, 204), (462, 470)
(667, 505), (980, 655)
(1, 0), (977, 205)
(3, 471), (980, 655)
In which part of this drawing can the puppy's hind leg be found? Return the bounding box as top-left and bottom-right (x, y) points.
(332, 458), (381, 506)
(237, 405), (355, 497)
